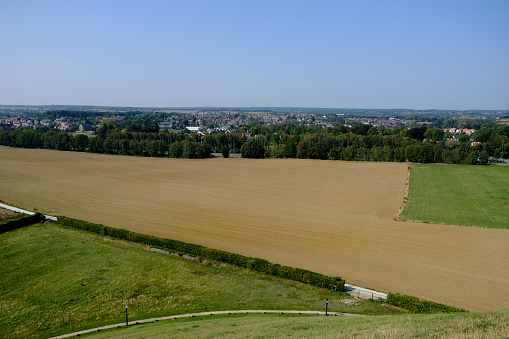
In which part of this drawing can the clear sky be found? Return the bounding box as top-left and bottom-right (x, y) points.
(1, 1), (508, 110)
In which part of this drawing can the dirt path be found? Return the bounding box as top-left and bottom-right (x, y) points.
(1, 147), (508, 311)
(49, 310), (362, 339)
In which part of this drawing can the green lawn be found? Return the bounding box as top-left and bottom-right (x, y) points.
(87, 311), (509, 339)
(402, 164), (509, 229)
(0, 223), (398, 339)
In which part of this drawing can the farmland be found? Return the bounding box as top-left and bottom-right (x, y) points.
(402, 163), (509, 229)
(1, 146), (508, 311)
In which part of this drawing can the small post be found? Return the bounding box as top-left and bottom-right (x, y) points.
(125, 306), (128, 326)
(325, 298), (329, 316)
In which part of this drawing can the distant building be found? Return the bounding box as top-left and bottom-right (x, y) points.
(79, 123), (94, 132)
(158, 122), (174, 131)
(186, 126), (205, 135)
(444, 128), (476, 135)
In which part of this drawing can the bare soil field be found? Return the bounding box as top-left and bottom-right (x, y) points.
(1, 146), (508, 311)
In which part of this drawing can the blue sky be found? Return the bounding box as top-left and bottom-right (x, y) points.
(1, 1), (508, 110)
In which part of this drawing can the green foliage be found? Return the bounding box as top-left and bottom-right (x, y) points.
(220, 145), (229, 158)
(57, 216), (345, 292)
(241, 137), (266, 158)
(387, 293), (465, 314)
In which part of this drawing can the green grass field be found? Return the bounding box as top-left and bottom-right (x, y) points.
(402, 164), (509, 229)
(87, 311), (509, 339)
(0, 223), (398, 339)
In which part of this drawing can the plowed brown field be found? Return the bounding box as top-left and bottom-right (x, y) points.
(1, 146), (508, 311)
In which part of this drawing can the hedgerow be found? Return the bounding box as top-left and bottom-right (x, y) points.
(387, 293), (466, 313)
(0, 213), (45, 234)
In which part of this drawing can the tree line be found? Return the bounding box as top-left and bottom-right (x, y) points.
(240, 123), (509, 165)
(1, 123), (508, 164)
(0, 129), (246, 159)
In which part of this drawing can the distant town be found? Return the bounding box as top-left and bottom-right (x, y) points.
(1, 105), (508, 134)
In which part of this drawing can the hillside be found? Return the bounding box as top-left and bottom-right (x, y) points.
(0, 223), (397, 338)
(87, 311), (509, 339)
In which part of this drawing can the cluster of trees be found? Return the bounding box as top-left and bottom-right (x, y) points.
(1, 121), (508, 165)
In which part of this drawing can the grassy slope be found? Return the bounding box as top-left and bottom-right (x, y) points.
(88, 312), (509, 339)
(0, 223), (398, 339)
(402, 164), (509, 228)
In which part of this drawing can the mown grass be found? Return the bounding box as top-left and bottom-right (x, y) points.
(87, 311), (509, 339)
(0, 223), (399, 339)
(402, 164), (509, 229)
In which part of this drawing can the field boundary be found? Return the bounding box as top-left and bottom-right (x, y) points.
(394, 163), (411, 221)
(49, 310), (364, 339)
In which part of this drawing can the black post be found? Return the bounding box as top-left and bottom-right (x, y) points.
(325, 298), (328, 316)
(125, 306), (128, 326)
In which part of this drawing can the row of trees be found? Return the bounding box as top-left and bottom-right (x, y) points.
(0, 129), (213, 159)
(1, 123), (508, 164)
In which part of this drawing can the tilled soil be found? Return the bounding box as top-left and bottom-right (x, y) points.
(1, 146), (507, 311)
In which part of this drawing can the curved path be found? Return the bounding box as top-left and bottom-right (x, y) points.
(49, 310), (363, 338)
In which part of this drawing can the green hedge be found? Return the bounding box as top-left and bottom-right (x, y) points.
(0, 213), (45, 234)
(57, 216), (345, 291)
(387, 293), (466, 313)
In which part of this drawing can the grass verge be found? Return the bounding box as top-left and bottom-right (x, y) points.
(0, 223), (399, 339)
(402, 164), (509, 228)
